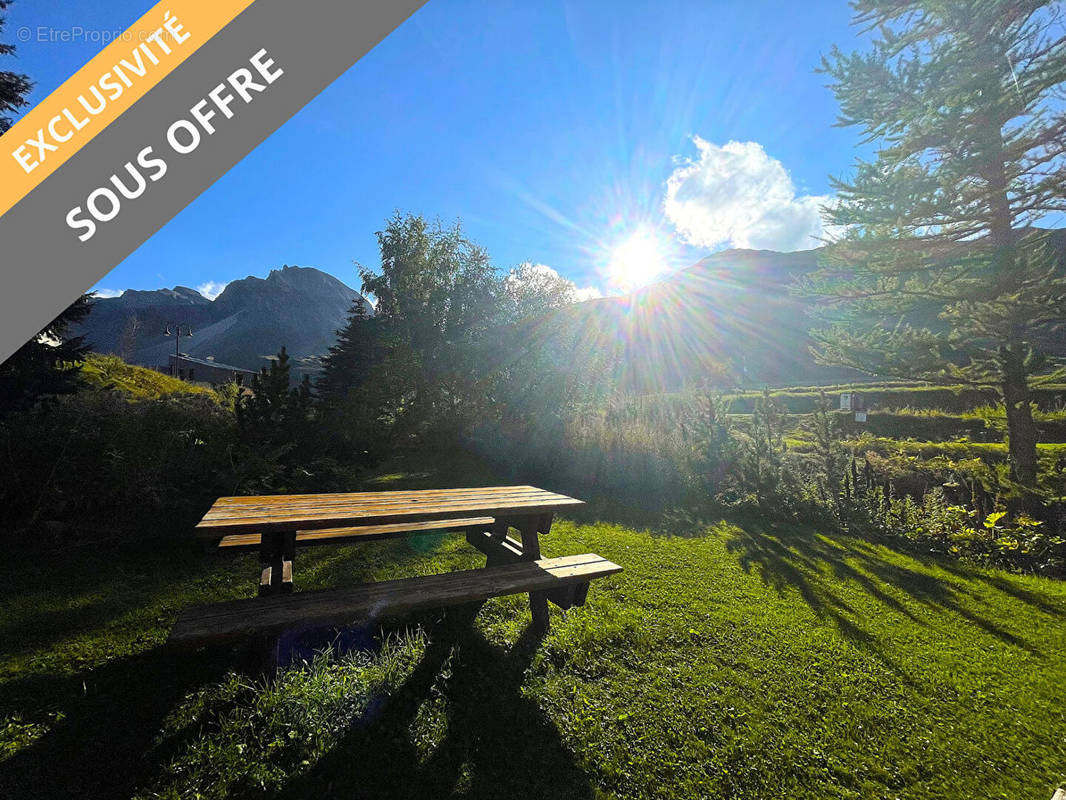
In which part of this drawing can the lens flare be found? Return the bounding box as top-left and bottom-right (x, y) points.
(607, 228), (668, 291)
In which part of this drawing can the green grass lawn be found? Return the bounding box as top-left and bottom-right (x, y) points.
(2, 502), (1065, 799)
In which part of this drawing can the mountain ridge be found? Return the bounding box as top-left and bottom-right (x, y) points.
(532, 228), (1066, 391)
(79, 228), (1066, 388)
(77, 266), (370, 375)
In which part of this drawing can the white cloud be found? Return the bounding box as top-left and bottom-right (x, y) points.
(664, 137), (830, 252)
(196, 280), (229, 300)
(93, 288), (123, 298)
(573, 284), (603, 301)
(507, 263), (601, 304)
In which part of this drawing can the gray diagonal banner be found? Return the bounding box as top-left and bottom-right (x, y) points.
(0, 0), (425, 364)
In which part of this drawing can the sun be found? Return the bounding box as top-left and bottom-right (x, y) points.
(607, 228), (668, 291)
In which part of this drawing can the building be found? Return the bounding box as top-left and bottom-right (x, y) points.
(165, 353), (255, 385)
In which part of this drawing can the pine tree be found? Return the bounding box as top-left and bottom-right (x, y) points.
(0, 1), (32, 134)
(807, 0), (1066, 507)
(0, 294), (93, 416)
(237, 347), (313, 445)
(317, 295), (376, 402)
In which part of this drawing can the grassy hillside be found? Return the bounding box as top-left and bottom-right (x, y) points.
(1, 461), (1064, 799)
(79, 354), (224, 401)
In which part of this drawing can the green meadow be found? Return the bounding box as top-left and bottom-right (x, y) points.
(2, 450), (1064, 800)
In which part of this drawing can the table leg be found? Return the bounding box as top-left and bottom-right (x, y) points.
(259, 531), (296, 596)
(484, 519), (512, 566)
(516, 514), (551, 630)
(465, 513), (558, 628)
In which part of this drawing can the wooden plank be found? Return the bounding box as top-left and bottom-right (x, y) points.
(201, 487), (560, 518)
(219, 516), (496, 551)
(198, 486), (576, 515)
(169, 553), (622, 645)
(175, 553), (619, 640)
(194, 497), (583, 537)
(198, 496), (582, 527)
(200, 488), (584, 520)
(211, 485), (543, 505)
(200, 509), (579, 535)
(197, 492), (579, 525)
(207, 488), (550, 514)
(180, 552), (609, 623)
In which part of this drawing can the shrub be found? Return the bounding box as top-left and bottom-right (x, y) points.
(683, 392), (744, 505)
(847, 488), (1066, 575)
(0, 390), (244, 541)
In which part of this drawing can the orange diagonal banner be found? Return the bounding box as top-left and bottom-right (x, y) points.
(0, 0), (255, 218)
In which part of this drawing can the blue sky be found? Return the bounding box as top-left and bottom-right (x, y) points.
(6, 0), (870, 299)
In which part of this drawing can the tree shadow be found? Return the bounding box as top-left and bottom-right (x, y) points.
(276, 610), (594, 800)
(723, 520), (1043, 674)
(0, 537), (256, 663)
(974, 573), (1066, 618)
(0, 642), (237, 800)
(913, 556), (1066, 620)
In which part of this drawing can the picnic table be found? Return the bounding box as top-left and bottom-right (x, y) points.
(170, 486), (621, 645)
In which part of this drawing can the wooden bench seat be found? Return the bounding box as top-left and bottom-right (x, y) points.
(216, 516), (496, 551)
(169, 553), (621, 645)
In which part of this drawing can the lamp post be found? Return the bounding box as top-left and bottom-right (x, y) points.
(163, 325), (194, 357)
(163, 325), (193, 376)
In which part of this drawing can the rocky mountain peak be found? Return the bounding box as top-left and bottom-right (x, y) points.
(78, 266), (370, 373)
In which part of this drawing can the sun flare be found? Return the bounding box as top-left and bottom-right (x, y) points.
(607, 229), (668, 291)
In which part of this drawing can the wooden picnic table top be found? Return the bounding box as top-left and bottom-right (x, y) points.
(194, 485), (584, 538)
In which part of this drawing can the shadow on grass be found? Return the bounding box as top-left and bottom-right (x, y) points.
(723, 518), (1043, 671)
(959, 570), (1066, 619)
(276, 610), (594, 800)
(0, 537), (256, 663)
(0, 642), (237, 800)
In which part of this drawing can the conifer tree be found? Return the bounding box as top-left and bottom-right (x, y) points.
(0, 1), (31, 134)
(0, 3), (90, 417)
(317, 295), (376, 402)
(807, 0), (1066, 505)
(237, 347), (313, 445)
(0, 294), (93, 416)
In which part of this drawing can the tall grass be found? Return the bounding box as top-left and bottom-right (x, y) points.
(79, 353), (230, 403)
(475, 384), (1066, 518)
(473, 404), (691, 508)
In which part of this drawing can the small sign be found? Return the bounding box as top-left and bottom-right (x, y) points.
(855, 411), (867, 423)
(840, 393), (852, 411)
